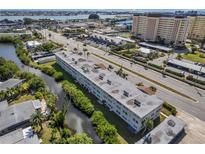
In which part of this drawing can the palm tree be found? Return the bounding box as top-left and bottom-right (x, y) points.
(31, 110), (44, 132)
(142, 118), (154, 135)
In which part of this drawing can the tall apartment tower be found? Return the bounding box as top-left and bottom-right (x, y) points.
(188, 16), (205, 41)
(132, 14), (191, 47)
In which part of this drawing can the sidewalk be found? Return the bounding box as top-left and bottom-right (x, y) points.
(177, 109), (205, 144)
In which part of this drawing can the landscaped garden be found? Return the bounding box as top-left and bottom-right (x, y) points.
(182, 51), (205, 64)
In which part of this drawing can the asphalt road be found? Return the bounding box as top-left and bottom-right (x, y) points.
(40, 29), (205, 122)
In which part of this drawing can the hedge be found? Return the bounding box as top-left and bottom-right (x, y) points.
(62, 80), (94, 116)
(163, 102), (177, 116)
(91, 111), (119, 144)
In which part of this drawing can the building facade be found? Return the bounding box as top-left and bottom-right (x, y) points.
(188, 16), (205, 41)
(132, 14), (190, 47)
(56, 51), (163, 133)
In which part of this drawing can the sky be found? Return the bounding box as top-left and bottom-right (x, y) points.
(0, 0), (204, 9)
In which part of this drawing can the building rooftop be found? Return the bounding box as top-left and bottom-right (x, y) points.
(0, 126), (40, 144)
(139, 47), (153, 54)
(56, 51), (163, 119)
(139, 42), (172, 52)
(168, 59), (205, 74)
(136, 115), (186, 144)
(0, 79), (24, 91)
(0, 100), (42, 132)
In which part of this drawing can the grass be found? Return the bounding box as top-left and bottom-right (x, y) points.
(9, 94), (36, 105)
(161, 107), (172, 116)
(119, 33), (132, 38)
(160, 113), (167, 122)
(183, 51), (205, 64)
(41, 122), (53, 144)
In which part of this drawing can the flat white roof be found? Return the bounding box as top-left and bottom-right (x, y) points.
(136, 115), (186, 144)
(168, 59), (205, 74)
(140, 47), (152, 54)
(139, 42), (172, 52)
(56, 51), (163, 119)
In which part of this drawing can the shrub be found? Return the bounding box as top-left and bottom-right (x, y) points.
(163, 102), (177, 116)
(53, 72), (64, 82)
(91, 111), (119, 144)
(62, 80), (94, 116)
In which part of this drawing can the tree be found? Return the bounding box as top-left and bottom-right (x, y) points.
(0, 58), (19, 81)
(66, 133), (93, 144)
(176, 54), (183, 60)
(29, 77), (45, 91)
(50, 106), (67, 128)
(143, 118), (154, 135)
(88, 14), (100, 20)
(31, 110), (44, 133)
(191, 46), (198, 54)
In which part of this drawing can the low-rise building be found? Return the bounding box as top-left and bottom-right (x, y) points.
(168, 59), (205, 76)
(55, 51), (163, 133)
(0, 100), (43, 135)
(138, 47), (155, 57)
(0, 79), (24, 92)
(0, 126), (40, 144)
(26, 41), (41, 49)
(136, 115), (186, 144)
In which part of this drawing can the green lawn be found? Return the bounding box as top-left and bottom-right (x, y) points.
(119, 33), (132, 38)
(10, 94), (36, 105)
(183, 52), (205, 64)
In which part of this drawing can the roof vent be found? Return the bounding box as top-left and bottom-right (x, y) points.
(134, 99), (141, 107)
(107, 79), (111, 85)
(166, 129), (175, 136)
(99, 73), (105, 80)
(167, 119), (175, 127)
(123, 90), (129, 97)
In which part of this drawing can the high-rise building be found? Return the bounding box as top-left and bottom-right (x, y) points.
(188, 16), (205, 41)
(132, 14), (191, 47)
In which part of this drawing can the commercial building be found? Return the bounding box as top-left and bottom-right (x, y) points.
(0, 126), (40, 144)
(0, 100), (43, 135)
(55, 51), (163, 133)
(136, 115), (186, 144)
(168, 59), (205, 76)
(137, 47), (155, 57)
(132, 14), (190, 47)
(188, 16), (205, 41)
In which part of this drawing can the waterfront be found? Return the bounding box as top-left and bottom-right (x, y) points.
(0, 14), (116, 21)
(0, 43), (101, 143)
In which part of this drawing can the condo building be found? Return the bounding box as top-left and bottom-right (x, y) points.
(55, 51), (163, 133)
(188, 16), (205, 41)
(132, 14), (190, 47)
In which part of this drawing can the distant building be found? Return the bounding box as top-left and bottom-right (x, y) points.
(0, 126), (40, 144)
(136, 115), (186, 144)
(138, 47), (155, 57)
(167, 59), (205, 76)
(0, 100), (43, 135)
(188, 16), (205, 41)
(132, 14), (190, 47)
(26, 41), (41, 49)
(55, 51), (163, 133)
(0, 79), (24, 92)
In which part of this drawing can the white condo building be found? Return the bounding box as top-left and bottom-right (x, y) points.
(132, 14), (191, 47)
(55, 51), (163, 133)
